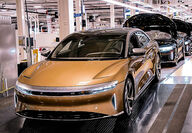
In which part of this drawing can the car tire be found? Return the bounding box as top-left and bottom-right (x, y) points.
(123, 77), (134, 117)
(186, 46), (191, 56)
(173, 50), (178, 66)
(173, 60), (178, 66)
(154, 54), (161, 82)
(181, 47), (185, 60)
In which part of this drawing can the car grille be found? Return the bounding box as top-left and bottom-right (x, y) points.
(160, 52), (174, 61)
(17, 110), (107, 120)
(161, 55), (170, 61)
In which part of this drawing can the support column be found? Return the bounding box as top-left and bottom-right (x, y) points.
(130, 3), (136, 16)
(16, 0), (26, 36)
(58, 0), (74, 40)
(16, 0), (27, 65)
(46, 14), (52, 33)
(35, 14), (39, 33)
(110, 4), (115, 28)
(145, 0), (152, 5)
(75, 0), (81, 31)
(130, 9), (135, 16)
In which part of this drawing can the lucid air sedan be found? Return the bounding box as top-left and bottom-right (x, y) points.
(123, 13), (185, 65)
(15, 28), (161, 120)
(172, 19), (192, 56)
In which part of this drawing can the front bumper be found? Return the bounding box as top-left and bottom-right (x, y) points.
(160, 50), (176, 63)
(14, 81), (125, 120)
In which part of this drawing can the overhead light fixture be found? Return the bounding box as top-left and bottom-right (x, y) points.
(1, 9), (7, 12)
(34, 5), (42, 8)
(102, 0), (155, 13)
(37, 9), (46, 12)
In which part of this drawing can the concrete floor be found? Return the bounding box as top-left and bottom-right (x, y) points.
(0, 57), (192, 133)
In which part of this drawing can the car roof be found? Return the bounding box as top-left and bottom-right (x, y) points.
(73, 27), (139, 36)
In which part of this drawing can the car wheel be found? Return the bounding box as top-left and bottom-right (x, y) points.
(173, 60), (178, 66)
(187, 46), (191, 56)
(181, 47), (185, 60)
(173, 52), (178, 66)
(123, 78), (134, 117)
(154, 55), (161, 82)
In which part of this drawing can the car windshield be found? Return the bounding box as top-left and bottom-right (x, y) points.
(49, 34), (126, 60)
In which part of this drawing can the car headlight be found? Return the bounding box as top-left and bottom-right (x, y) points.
(185, 42), (188, 45)
(159, 46), (174, 52)
(15, 80), (118, 96)
(16, 81), (33, 95)
(185, 41), (190, 45)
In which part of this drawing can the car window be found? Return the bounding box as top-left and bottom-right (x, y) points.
(50, 34), (126, 60)
(129, 34), (143, 48)
(103, 40), (124, 53)
(58, 40), (72, 53)
(135, 31), (150, 46)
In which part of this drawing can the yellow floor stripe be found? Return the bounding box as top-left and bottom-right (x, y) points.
(0, 86), (15, 94)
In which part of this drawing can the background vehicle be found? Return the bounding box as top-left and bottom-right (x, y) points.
(172, 19), (192, 56)
(123, 13), (185, 65)
(186, 22), (192, 54)
(15, 28), (161, 120)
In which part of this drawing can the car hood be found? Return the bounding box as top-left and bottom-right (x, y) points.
(18, 59), (128, 87)
(172, 19), (191, 36)
(123, 13), (177, 38)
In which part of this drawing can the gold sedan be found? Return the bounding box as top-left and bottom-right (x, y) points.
(15, 28), (161, 120)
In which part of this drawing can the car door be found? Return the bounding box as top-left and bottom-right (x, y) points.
(128, 31), (155, 95)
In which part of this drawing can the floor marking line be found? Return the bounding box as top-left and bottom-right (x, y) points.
(148, 84), (185, 133)
(166, 84), (192, 133)
(181, 100), (192, 133)
(0, 86), (15, 94)
(162, 84), (187, 133)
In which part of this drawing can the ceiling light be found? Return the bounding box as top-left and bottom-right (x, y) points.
(34, 5), (42, 8)
(102, 0), (155, 13)
(1, 9), (7, 12)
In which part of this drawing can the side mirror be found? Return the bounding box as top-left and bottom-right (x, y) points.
(41, 50), (51, 57)
(131, 48), (146, 56)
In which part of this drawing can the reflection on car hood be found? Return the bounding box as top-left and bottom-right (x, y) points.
(123, 13), (177, 38)
(18, 59), (128, 87)
(146, 31), (172, 40)
(155, 39), (176, 47)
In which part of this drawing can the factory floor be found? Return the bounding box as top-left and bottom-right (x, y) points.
(0, 57), (192, 133)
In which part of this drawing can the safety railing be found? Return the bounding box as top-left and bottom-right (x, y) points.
(0, 73), (15, 96)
